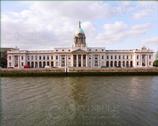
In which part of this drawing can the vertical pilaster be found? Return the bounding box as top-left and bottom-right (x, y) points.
(76, 55), (78, 67)
(72, 55), (74, 67)
(86, 55), (88, 67)
(81, 55), (83, 67)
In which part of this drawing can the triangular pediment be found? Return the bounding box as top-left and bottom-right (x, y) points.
(71, 49), (87, 53)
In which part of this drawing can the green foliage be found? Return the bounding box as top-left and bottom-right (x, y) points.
(153, 60), (158, 67)
(156, 51), (158, 60)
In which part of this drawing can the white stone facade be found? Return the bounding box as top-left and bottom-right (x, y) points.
(7, 22), (154, 68)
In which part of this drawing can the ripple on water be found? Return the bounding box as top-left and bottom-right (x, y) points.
(1, 76), (158, 126)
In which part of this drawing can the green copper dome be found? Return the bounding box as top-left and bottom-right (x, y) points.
(75, 21), (85, 35)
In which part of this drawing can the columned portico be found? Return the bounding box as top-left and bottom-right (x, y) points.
(72, 53), (87, 67)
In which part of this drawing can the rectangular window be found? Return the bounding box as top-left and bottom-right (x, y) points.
(115, 55), (117, 59)
(111, 56), (113, 59)
(56, 56), (58, 60)
(137, 55), (139, 59)
(9, 62), (11, 67)
(119, 56), (121, 59)
(107, 56), (109, 59)
(21, 62), (24, 66)
(102, 56), (104, 59)
(51, 56), (53, 60)
(21, 56), (23, 60)
(47, 62), (49, 66)
(39, 56), (41, 60)
(35, 56), (37, 60)
(31, 56), (33, 60)
(149, 55), (152, 59)
(43, 56), (45, 60)
(137, 62), (139, 65)
(47, 56), (49, 60)
(9, 56), (11, 60)
(28, 56), (30, 60)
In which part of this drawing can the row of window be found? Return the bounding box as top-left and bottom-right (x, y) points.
(27, 55), (57, 60)
(89, 55), (133, 60)
(56, 49), (71, 52)
(88, 49), (104, 52)
(93, 61), (133, 67)
(8, 54), (153, 61)
(136, 55), (152, 59)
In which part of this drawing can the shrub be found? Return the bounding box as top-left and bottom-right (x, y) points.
(153, 60), (158, 67)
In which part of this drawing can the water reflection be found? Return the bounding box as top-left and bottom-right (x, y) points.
(1, 76), (158, 126)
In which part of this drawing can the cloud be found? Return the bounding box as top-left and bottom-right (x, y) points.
(128, 23), (152, 35)
(133, 9), (153, 19)
(141, 37), (158, 51)
(1, 1), (157, 50)
(96, 22), (152, 44)
(103, 21), (128, 34)
(2, 1), (113, 49)
(143, 37), (158, 45)
(132, 1), (158, 19)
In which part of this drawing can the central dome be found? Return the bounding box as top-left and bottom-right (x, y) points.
(74, 21), (86, 48)
(75, 21), (85, 36)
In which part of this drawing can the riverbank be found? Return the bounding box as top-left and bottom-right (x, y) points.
(0, 67), (158, 77)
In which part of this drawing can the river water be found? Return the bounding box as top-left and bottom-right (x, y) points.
(1, 76), (158, 126)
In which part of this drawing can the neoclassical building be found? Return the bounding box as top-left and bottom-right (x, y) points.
(7, 22), (154, 68)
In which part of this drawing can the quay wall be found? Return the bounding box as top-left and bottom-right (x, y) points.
(0, 68), (158, 77)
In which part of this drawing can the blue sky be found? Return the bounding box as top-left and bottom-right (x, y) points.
(1, 1), (158, 51)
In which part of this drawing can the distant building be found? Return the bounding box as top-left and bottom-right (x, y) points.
(7, 21), (154, 68)
(0, 48), (16, 68)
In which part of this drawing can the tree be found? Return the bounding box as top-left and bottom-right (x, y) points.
(153, 60), (158, 67)
(0, 49), (7, 68)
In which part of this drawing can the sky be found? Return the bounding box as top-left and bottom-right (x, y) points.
(1, 1), (158, 51)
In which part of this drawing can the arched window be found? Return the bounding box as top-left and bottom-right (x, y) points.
(31, 62), (34, 68)
(118, 61), (121, 67)
(126, 61), (129, 67)
(47, 61), (49, 66)
(106, 61), (109, 67)
(130, 61), (133, 67)
(114, 61), (117, 67)
(39, 62), (42, 68)
(51, 61), (54, 67)
(110, 61), (113, 67)
(43, 61), (46, 68)
(123, 61), (125, 67)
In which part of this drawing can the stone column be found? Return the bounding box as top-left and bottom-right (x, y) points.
(86, 55), (88, 67)
(34, 61), (35, 68)
(18, 55), (20, 68)
(81, 55), (83, 67)
(72, 55), (74, 67)
(91, 55), (93, 68)
(76, 55), (78, 67)
(145, 55), (148, 67)
(37, 62), (39, 68)
(41, 61), (43, 68)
